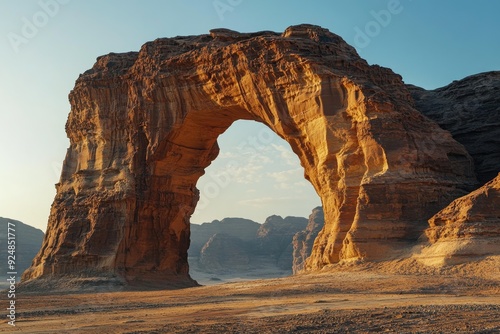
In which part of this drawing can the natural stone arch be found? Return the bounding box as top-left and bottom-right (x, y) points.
(23, 25), (476, 288)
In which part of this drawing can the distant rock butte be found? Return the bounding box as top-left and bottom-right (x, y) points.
(190, 215), (308, 275)
(189, 218), (260, 256)
(416, 173), (500, 266)
(256, 215), (308, 270)
(23, 24), (482, 288)
(293, 207), (325, 274)
(199, 233), (251, 272)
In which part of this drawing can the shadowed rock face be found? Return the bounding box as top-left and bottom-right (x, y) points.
(23, 24), (477, 288)
(409, 71), (500, 185)
(190, 215), (307, 275)
(292, 207), (325, 274)
(256, 215), (308, 270)
(189, 218), (260, 256)
(199, 233), (251, 272)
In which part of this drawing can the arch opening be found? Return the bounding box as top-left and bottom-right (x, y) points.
(22, 25), (477, 290)
(188, 120), (321, 284)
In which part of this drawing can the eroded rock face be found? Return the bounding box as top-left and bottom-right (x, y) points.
(416, 173), (500, 266)
(23, 25), (477, 288)
(292, 207), (325, 274)
(199, 233), (250, 273)
(191, 215), (306, 275)
(256, 215), (308, 270)
(189, 218), (260, 256)
(409, 72), (500, 185)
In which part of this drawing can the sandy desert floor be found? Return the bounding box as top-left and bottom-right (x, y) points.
(2, 258), (499, 333)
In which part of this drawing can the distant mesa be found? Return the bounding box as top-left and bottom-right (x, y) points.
(21, 24), (499, 290)
(0, 218), (44, 283)
(189, 218), (260, 257)
(292, 207), (325, 274)
(189, 214), (310, 283)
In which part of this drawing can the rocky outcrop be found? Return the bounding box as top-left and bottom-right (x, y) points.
(189, 218), (260, 256)
(198, 233), (250, 273)
(190, 215), (308, 275)
(415, 173), (500, 266)
(409, 72), (500, 185)
(256, 215), (308, 269)
(292, 207), (325, 274)
(23, 24), (478, 288)
(0, 218), (44, 281)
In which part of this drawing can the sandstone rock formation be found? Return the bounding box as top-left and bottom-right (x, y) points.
(292, 207), (325, 274)
(23, 24), (478, 288)
(190, 215), (308, 277)
(255, 215), (308, 269)
(189, 218), (260, 256)
(415, 173), (500, 266)
(198, 233), (251, 273)
(409, 71), (500, 185)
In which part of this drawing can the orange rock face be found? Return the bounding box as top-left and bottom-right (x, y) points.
(416, 173), (500, 266)
(23, 25), (477, 288)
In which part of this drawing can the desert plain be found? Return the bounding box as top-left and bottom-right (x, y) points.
(4, 257), (499, 333)
(4, 24), (500, 334)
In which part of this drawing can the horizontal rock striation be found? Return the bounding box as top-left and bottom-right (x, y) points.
(409, 71), (500, 185)
(416, 173), (500, 266)
(23, 25), (477, 288)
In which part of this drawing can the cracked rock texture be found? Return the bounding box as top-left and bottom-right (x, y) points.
(23, 25), (479, 288)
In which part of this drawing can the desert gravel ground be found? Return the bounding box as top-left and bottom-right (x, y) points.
(2, 258), (499, 333)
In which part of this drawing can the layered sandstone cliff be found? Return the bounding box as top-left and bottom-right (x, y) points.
(23, 25), (478, 288)
(409, 71), (500, 185)
(416, 173), (500, 266)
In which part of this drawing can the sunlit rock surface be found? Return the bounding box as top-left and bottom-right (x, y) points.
(23, 25), (478, 288)
(416, 173), (500, 266)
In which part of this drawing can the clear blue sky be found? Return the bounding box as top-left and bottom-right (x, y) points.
(1, 1), (499, 230)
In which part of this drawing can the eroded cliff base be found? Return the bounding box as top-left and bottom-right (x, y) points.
(19, 272), (199, 294)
